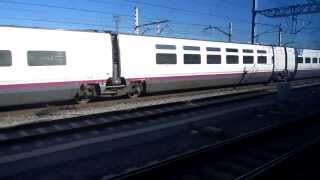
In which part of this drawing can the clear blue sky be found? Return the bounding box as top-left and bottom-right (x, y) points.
(0, 0), (319, 48)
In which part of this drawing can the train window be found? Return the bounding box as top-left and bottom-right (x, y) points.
(226, 48), (238, 53)
(0, 50), (12, 67)
(313, 58), (318, 64)
(243, 56), (254, 64)
(206, 47), (221, 52)
(297, 57), (303, 63)
(207, 55), (221, 64)
(156, 53), (177, 64)
(28, 51), (66, 66)
(258, 56), (267, 64)
(183, 46), (200, 51)
(305, 58), (311, 64)
(257, 50), (267, 54)
(226, 55), (239, 64)
(184, 54), (201, 64)
(243, 49), (253, 53)
(155, 44), (176, 50)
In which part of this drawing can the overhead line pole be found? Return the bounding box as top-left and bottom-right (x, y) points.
(278, 23), (282, 46)
(229, 22), (233, 42)
(113, 15), (121, 32)
(134, 7), (140, 35)
(251, 0), (257, 44)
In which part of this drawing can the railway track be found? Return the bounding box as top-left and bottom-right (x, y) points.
(0, 90), (272, 144)
(0, 89), (275, 179)
(1, 78), (318, 142)
(104, 113), (320, 180)
(0, 83), (271, 128)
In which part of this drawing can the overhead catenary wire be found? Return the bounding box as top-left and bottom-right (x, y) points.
(92, 0), (251, 24)
(0, 1), (251, 33)
(0, 0), (317, 49)
(196, 0), (250, 10)
(0, 0), (132, 17)
(0, 0), (250, 31)
(0, 15), (134, 30)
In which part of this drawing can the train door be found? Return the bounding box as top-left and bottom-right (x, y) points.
(273, 47), (286, 80)
(286, 47), (297, 80)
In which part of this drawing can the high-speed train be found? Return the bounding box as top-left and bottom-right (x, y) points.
(0, 26), (319, 107)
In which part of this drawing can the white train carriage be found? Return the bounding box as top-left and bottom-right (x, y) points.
(0, 26), (113, 107)
(117, 34), (275, 94)
(295, 49), (320, 79)
(1, 25), (320, 107)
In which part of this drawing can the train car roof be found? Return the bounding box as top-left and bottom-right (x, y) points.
(0, 24), (319, 51)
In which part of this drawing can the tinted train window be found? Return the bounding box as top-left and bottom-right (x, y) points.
(305, 58), (311, 64)
(226, 48), (238, 53)
(207, 55), (221, 64)
(297, 57), (303, 63)
(257, 50), (267, 54)
(155, 44), (176, 50)
(183, 46), (200, 51)
(0, 50), (12, 67)
(184, 54), (201, 64)
(258, 56), (267, 64)
(243, 56), (254, 64)
(243, 49), (253, 53)
(206, 47), (221, 52)
(226, 55), (239, 64)
(156, 53), (177, 64)
(28, 51), (66, 66)
(313, 58), (318, 64)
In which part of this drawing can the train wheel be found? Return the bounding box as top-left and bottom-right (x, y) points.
(128, 83), (143, 98)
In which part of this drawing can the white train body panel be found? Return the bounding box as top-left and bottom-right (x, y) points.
(118, 34), (274, 92)
(0, 27), (113, 106)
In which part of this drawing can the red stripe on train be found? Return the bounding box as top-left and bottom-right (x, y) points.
(0, 80), (106, 89)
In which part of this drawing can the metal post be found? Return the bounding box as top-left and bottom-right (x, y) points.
(251, 0), (257, 44)
(113, 15), (121, 33)
(156, 23), (161, 36)
(134, 7), (140, 35)
(278, 23), (283, 46)
(229, 22), (232, 42)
